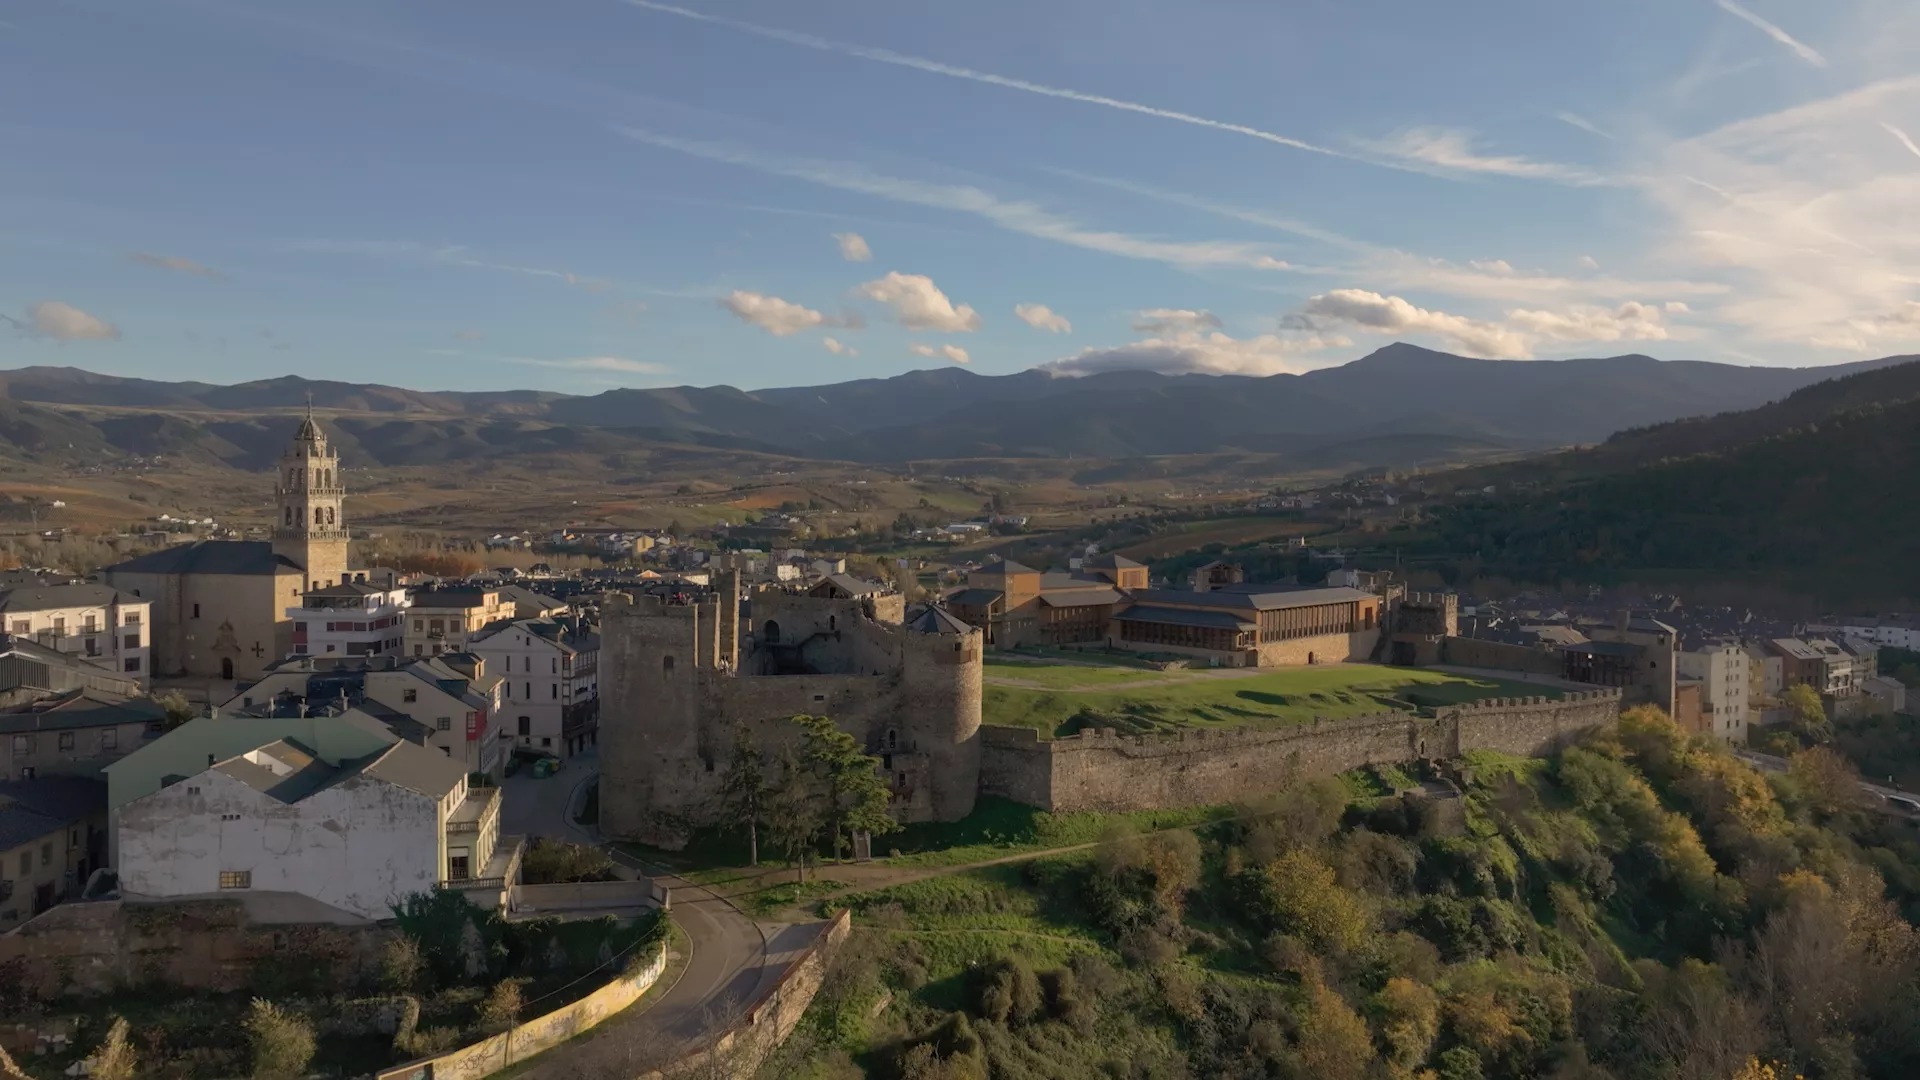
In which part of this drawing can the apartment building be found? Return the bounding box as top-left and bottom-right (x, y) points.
(2, 690), (167, 783)
(1676, 643), (1751, 744)
(404, 588), (513, 657)
(468, 617), (600, 757)
(0, 776), (108, 930)
(289, 580), (410, 660)
(362, 654), (509, 778)
(0, 582), (151, 683)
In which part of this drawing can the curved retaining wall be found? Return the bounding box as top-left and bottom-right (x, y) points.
(980, 690), (1621, 813)
(376, 943), (670, 1080)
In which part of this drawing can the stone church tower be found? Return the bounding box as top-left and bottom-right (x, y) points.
(272, 405), (350, 590)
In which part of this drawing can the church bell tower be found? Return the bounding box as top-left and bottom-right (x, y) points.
(272, 401), (350, 590)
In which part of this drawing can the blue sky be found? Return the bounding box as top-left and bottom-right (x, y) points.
(4, 0), (1918, 391)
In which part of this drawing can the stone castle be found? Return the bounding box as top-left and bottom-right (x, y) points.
(599, 577), (1624, 846)
(600, 572), (985, 846)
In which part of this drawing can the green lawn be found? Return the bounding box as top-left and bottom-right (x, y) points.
(983, 662), (1559, 739)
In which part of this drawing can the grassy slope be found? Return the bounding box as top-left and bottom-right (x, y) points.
(983, 662), (1560, 738)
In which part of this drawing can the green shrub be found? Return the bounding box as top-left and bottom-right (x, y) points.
(244, 999), (316, 1080)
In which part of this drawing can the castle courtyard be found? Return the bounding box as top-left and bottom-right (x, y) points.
(981, 657), (1558, 738)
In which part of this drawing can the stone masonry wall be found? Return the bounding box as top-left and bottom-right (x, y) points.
(979, 690), (1620, 813)
(1440, 636), (1566, 676)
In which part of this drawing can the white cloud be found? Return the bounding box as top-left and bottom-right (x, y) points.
(621, 1), (1351, 162)
(1504, 301), (1677, 344)
(1360, 127), (1614, 186)
(508, 356), (671, 374)
(910, 343), (970, 365)
(5, 300), (121, 341)
(823, 336), (858, 357)
(1577, 255), (1601, 269)
(1714, 0), (1827, 68)
(833, 232), (872, 261)
(1132, 309), (1223, 333)
(613, 129), (1297, 273)
(857, 272), (982, 332)
(1555, 112), (1613, 140)
(719, 290), (828, 336)
(1883, 122), (1920, 160)
(1042, 330), (1349, 377)
(1468, 259), (1515, 275)
(1295, 290), (1531, 359)
(1807, 302), (1920, 351)
(1014, 303), (1071, 333)
(129, 252), (217, 277)
(1289, 291), (1687, 358)
(1643, 75), (1920, 348)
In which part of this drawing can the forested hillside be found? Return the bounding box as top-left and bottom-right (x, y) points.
(1418, 389), (1920, 603)
(765, 709), (1920, 1080)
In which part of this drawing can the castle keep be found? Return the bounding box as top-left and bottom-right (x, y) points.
(598, 578), (1625, 845)
(599, 573), (984, 847)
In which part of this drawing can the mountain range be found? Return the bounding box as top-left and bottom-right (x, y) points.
(0, 344), (1910, 473)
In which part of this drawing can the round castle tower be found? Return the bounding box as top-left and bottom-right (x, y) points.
(896, 606), (984, 822)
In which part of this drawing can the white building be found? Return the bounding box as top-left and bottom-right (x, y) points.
(1807, 616), (1920, 652)
(116, 733), (506, 920)
(467, 619), (599, 757)
(289, 581), (410, 660)
(0, 582), (151, 684)
(363, 655), (510, 778)
(1677, 643), (1751, 744)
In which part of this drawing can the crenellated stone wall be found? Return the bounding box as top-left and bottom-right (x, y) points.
(980, 689), (1621, 813)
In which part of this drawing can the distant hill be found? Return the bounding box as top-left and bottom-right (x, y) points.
(0, 346), (1907, 472)
(1420, 358), (1920, 603)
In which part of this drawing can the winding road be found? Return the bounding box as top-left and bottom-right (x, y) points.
(499, 756), (822, 1077)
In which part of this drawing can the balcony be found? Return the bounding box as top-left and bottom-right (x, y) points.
(446, 786), (500, 836)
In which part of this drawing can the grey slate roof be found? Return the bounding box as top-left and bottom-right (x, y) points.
(0, 776), (107, 850)
(944, 588), (1005, 608)
(1040, 587), (1123, 608)
(1565, 640), (1644, 658)
(974, 560), (1037, 576)
(107, 541), (302, 577)
(814, 574), (887, 598)
(214, 740), (340, 803)
(1116, 605), (1258, 632)
(0, 689), (167, 735)
(1082, 553), (1145, 570)
(0, 582), (138, 613)
(1128, 585), (1373, 612)
(907, 607), (975, 636)
(360, 740), (467, 798)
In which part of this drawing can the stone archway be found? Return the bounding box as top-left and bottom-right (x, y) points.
(763, 620), (781, 645)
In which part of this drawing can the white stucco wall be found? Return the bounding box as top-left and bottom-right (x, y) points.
(117, 767), (442, 920)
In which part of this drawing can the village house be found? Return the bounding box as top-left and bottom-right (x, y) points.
(362, 654), (509, 777)
(1, 632), (145, 710)
(0, 776), (108, 931)
(2, 690), (167, 783)
(0, 581), (151, 684)
(403, 587), (513, 657)
(115, 731), (509, 920)
(467, 618), (600, 757)
(1676, 641), (1751, 743)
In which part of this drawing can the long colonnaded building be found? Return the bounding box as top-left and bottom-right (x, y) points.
(944, 556), (1381, 667)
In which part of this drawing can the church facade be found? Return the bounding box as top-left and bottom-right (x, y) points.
(103, 412), (359, 682)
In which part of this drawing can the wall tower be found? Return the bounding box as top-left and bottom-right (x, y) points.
(272, 404), (350, 591)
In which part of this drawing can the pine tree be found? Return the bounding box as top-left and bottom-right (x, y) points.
(718, 724), (769, 867)
(792, 713), (899, 863)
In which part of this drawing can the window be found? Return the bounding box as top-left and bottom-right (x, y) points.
(8, 620), (27, 635)
(124, 634), (139, 650)
(101, 729), (117, 751)
(123, 611), (140, 626)
(524, 682), (531, 700)
(447, 853), (471, 881)
(52, 617), (66, 635)
(551, 657), (558, 674)
(218, 871), (251, 890)
(541, 737), (551, 747)
(41, 843), (52, 865)
(83, 616), (98, 633)
(10, 735), (27, 758)
(551, 683), (558, 700)
(404, 688), (418, 703)
(437, 717), (451, 731)
(413, 619), (423, 632)
(662, 655), (675, 672)
(192, 603), (201, 619)
(414, 644), (423, 656)
(57, 732), (74, 752)
(518, 716), (531, 737)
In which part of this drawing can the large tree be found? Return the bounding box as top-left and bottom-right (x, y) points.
(792, 713), (899, 864)
(718, 724), (770, 867)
